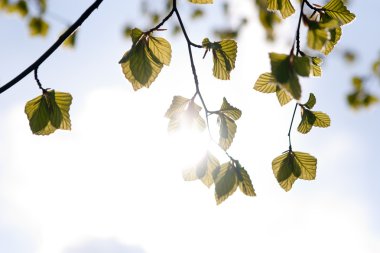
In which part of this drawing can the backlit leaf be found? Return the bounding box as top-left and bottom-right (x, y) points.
(203, 38), (237, 80)
(311, 57), (323, 77)
(183, 152), (220, 187)
(303, 93), (316, 109)
(120, 28), (172, 90)
(294, 56), (311, 77)
(322, 27), (342, 55)
(188, 0), (213, 4)
(282, 71), (301, 100)
(218, 115), (237, 151)
(323, 0), (355, 25)
(276, 86), (293, 106)
(270, 53), (290, 83)
(297, 109), (316, 134)
(219, 97), (241, 120)
(28, 17), (49, 36)
(272, 151), (317, 191)
(235, 162), (256, 197)
(312, 111), (331, 128)
(267, 0), (295, 19)
(214, 162), (238, 204)
(165, 96), (190, 118)
(254, 72), (277, 93)
(25, 90), (72, 135)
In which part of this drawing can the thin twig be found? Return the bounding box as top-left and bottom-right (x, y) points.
(288, 103), (299, 151)
(294, 0), (306, 56)
(0, 0), (104, 94)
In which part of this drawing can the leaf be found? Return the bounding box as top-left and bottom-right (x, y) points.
(282, 71), (301, 100)
(312, 111), (331, 128)
(235, 161), (256, 197)
(311, 57), (323, 77)
(254, 72), (277, 93)
(120, 28), (171, 90)
(188, 0), (213, 4)
(294, 56), (311, 77)
(303, 93), (316, 109)
(165, 96), (205, 132)
(219, 97), (241, 120)
(218, 115), (237, 151)
(203, 38), (237, 80)
(267, 0), (295, 19)
(214, 163), (238, 204)
(272, 151), (317, 191)
(25, 90), (72, 135)
(148, 36), (172, 66)
(276, 86), (293, 106)
(28, 17), (49, 36)
(307, 28), (328, 51)
(297, 109), (316, 134)
(165, 96), (190, 118)
(322, 27), (342, 55)
(323, 0), (355, 25)
(63, 31), (77, 48)
(183, 152), (220, 187)
(269, 53), (290, 83)
(217, 98), (241, 150)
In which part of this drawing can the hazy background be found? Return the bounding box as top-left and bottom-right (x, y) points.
(1, 0), (379, 252)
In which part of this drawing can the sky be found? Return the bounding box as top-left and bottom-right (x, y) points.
(1, 0), (380, 253)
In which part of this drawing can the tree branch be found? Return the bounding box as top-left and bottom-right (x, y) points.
(288, 103), (299, 151)
(0, 0), (104, 95)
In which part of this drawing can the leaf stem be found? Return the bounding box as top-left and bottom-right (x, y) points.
(0, 0), (104, 95)
(288, 103), (299, 151)
(304, 0), (322, 12)
(34, 67), (46, 92)
(146, 9), (175, 34)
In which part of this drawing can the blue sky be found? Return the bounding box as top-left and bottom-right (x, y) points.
(1, 0), (379, 252)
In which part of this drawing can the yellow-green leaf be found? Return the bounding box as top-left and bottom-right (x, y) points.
(294, 56), (311, 77)
(311, 57), (323, 77)
(270, 53), (290, 83)
(322, 27), (342, 55)
(218, 115), (236, 151)
(188, 0), (213, 4)
(267, 0), (295, 19)
(297, 109), (316, 134)
(219, 97), (241, 121)
(282, 71), (301, 100)
(323, 0), (355, 25)
(303, 93), (316, 109)
(25, 90), (72, 135)
(203, 38), (237, 80)
(28, 17), (49, 36)
(307, 28), (328, 51)
(272, 151), (317, 191)
(148, 37), (172, 66)
(312, 111), (331, 128)
(235, 161), (256, 197)
(63, 31), (77, 48)
(276, 86), (293, 106)
(254, 72), (277, 93)
(183, 152), (220, 187)
(214, 163), (238, 204)
(165, 96), (190, 118)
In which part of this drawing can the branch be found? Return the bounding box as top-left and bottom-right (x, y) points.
(0, 0), (104, 95)
(288, 103), (299, 151)
(294, 0), (306, 56)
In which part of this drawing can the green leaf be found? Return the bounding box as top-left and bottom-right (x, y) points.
(217, 98), (241, 150)
(322, 27), (342, 55)
(188, 0), (213, 4)
(25, 90), (72, 135)
(303, 93), (316, 109)
(270, 53), (290, 83)
(294, 56), (311, 77)
(165, 96), (190, 118)
(203, 38), (237, 80)
(28, 17), (49, 36)
(267, 0), (295, 19)
(214, 162), (238, 204)
(254, 72), (277, 93)
(148, 36), (172, 66)
(120, 28), (172, 90)
(297, 109), (316, 134)
(307, 27), (328, 51)
(272, 151), (317, 191)
(323, 0), (355, 25)
(276, 86), (293, 106)
(219, 97), (242, 121)
(218, 115), (237, 151)
(311, 57), (323, 77)
(235, 161), (256, 197)
(63, 31), (77, 48)
(282, 71), (301, 100)
(183, 152), (220, 187)
(312, 111), (331, 128)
